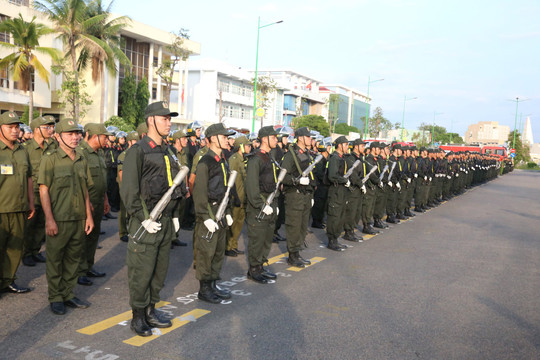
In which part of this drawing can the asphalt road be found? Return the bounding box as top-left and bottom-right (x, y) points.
(1, 170), (539, 360)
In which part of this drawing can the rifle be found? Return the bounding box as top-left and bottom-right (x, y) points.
(387, 161), (397, 181)
(131, 165), (190, 242)
(204, 170), (238, 241)
(257, 168), (287, 221)
(361, 164), (378, 185)
(295, 154), (323, 182)
(378, 164), (389, 182)
(344, 160), (361, 179)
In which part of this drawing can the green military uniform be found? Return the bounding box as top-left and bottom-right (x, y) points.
(116, 131), (139, 241)
(193, 123), (234, 304)
(190, 145), (208, 266)
(226, 136), (251, 254)
(343, 142), (364, 240)
(362, 144), (381, 234)
(77, 123), (112, 278)
(245, 126), (279, 283)
(325, 136), (350, 251)
(22, 116), (56, 263)
(0, 112), (32, 291)
(38, 119), (92, 304)
(280, 127), (316, 267)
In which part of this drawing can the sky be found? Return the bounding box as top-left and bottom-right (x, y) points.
(113, 0), (540, 143)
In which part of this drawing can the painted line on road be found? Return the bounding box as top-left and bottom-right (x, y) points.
(123, 309), (211, 347)
(362, 234), (377, 240)
(286, 257), (326, 272)
(77, 301), (170, 335)
(267, 252), (288, 265)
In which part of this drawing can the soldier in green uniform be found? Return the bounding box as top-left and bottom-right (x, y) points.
(21, 115), (56, 267)
(362, 142), (381, 234)
(325, 136), (351, 251)
(189, 140), (209, 268)
(121, 102), (185, 335)
(280, 127), (315, 267)
(170, 130), (189, 247)
(245, 126), (280, 283)
(117, 131), (139, 242)
(76, 123), (113, 286)
(225, 136), (251, 257)
(39, 118), (94, 314)
(311, 138), (332, 229)
(343, 138), (365, 241)
(193, 123), (234, 304)
(0, 111), (34, 295)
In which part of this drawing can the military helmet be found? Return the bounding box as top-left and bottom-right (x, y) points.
(317, 137), (333, 152)
(116, 131), (127, 138)
(106, 126), (118, 136)
(187, 121), (203, 136)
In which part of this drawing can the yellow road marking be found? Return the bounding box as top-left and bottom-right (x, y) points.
(287, 256), (325, 272)
(267, 252), (288, 265)
(77, 301), (170, 335)
(362, 234), (377, 240)
(123, 309), (210, 347)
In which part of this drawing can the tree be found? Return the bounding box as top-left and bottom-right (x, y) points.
(135, 77), (150, 126)
(119, 72), (137, 127)
(104, 115), (134, 132)
(508, 131), (530, 163)
(35, 0), (108, 120)
(156, 29), (191, 103)
(334, 123), (360, 136)
(78, 0), (131, 123)
(0, 14), (61, 123)
(292, 115), (330, 137)
(20, 105), (41, 125)
(251, 75), (277, 127)
(394, 122), (401, 129)
(55, 69), (93, 119)
(328, 93), (346, 135)
(366, 107), (392, 137)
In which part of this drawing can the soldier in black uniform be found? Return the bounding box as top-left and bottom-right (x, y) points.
(311, 137), (331, 229)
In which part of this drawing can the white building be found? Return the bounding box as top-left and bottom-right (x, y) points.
(187, 58), (283, 131)
(319, 85), (370, 132)
(522, 116), (534, 145)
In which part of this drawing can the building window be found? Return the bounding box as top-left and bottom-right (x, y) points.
(0, 66), (8, 89)
(13, 69), (34, 91)
(152, 87), (157, 99)
(0, 15), (9, 43)
(9, 0), (29, 6)
(119, 36), (149, 83)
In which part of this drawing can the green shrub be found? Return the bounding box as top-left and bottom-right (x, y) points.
(527, 162), (537, 168)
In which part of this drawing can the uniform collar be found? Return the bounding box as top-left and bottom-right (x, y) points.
(0, 138), (21, 151)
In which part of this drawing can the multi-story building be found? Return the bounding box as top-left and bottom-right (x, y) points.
(522, 116), (534, 145)
(187, 58), (283, 131)
(319, 84), (370, 133)
(0, 0), (201, 126)
(465, 121), (510, 146)
(253, 70), (325, 126)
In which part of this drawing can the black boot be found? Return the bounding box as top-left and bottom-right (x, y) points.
(362, 224), (377, 235)
(261, 266), (277, 280)
(145, 304), (172, 328)
(343, 230), (361, 242)
(386, 214), (399, 223)
(327, 238), (346, 251)
(404, 208), (416, 217)
(287, 252), (305, 268)
(247, 266), (268, 284)
(198, 280), (221, 304)
(211, 280), (231, 299)
(297, 252), (312, 265)
(131, 308), (153, 336)
(414, 206), (425, 213)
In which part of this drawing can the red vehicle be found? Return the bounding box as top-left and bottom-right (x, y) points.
(439, 144), (481, 153)
(439, 144), (508, 161)
(481, 145), (507, 160)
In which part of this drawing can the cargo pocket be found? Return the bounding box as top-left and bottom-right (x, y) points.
(127, 240), (146, 254)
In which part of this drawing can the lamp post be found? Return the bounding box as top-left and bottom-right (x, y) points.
(364, 76), (384, 139)
(252, 17), (283, 132)
(401, 95), (417, 141)
(432, 111), (444, 146)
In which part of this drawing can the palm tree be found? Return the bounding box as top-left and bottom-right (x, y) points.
(34, 0), (107, 120)
(0, 14), (61, 123)
(79, 0), (131, 123)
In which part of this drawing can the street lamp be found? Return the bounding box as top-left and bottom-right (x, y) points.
(508, 97), (530, 150)
(401, 95), (418, 141)
(364, 76), (384, 139)
(252, 17), (283, 132)
(432, 111), (444, 146)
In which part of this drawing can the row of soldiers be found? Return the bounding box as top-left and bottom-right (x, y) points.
(0, 103), (509, 338)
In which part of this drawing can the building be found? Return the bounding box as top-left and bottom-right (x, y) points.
(186, 58), (283, 131)
(529, 143), (540, 164)
(319, 85), (370, 133)
(465, 121), (510, 146)
(522, 116), (534, 145)
(253, 70), (325, 127)
(0, 0), (201, 126)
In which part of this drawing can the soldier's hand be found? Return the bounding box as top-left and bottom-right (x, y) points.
(396, 182), (401, 190)
(361, 185), (367, 194)
(46, 220), (58, 236)
(262, 205), (273, 215)
(407, 178), (411, 183)
(27, 207), (35, 220)
(226, 214), (234, 226)
(85, 217), (94, 235)
(104, 201), (111, 215)
(414, 173), (418, 178)
(344, 180), (351, 188)
(142, 219), (161, 234)
(378, 182), (384, 189)
(388, 181), (393, 187)
(299, 176), (310, 185)
(204, 219), (218, 233)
